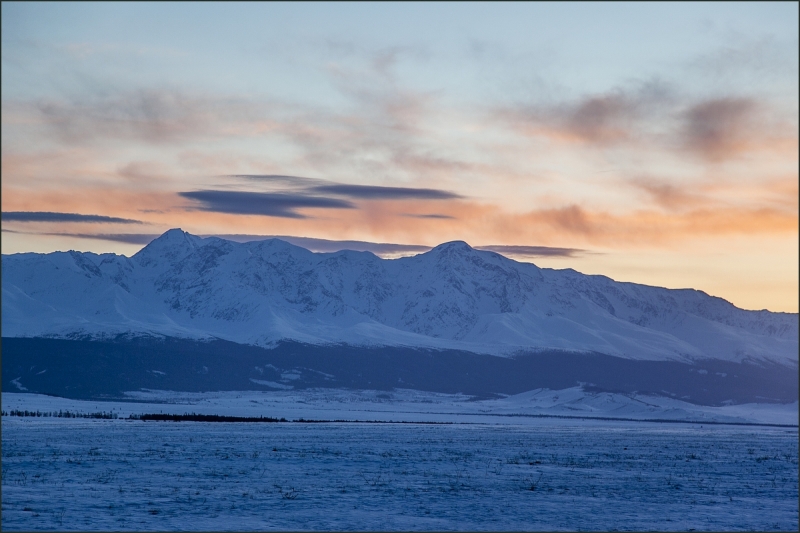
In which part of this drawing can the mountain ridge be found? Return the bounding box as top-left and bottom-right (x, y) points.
(2, 228), (797, 365)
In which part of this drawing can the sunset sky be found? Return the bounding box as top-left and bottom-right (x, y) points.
(2, 2), (798, 313)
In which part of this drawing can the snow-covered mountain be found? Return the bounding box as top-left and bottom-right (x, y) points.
(2, 229), (797, 365)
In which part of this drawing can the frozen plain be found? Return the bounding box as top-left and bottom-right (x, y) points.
(3, 387), (800, 425)
(2, 390), (798, 531)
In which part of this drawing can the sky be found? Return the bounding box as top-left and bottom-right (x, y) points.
(1, 2), (798, 313)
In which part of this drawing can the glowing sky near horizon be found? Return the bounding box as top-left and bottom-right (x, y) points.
(2, 2), (798, 312)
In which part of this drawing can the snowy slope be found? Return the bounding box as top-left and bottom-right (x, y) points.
(2, 229), (797, 364)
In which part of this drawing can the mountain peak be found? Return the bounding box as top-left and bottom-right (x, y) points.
(431, 241), (474, 253)
(142, 228), (194, 245)
(162, 228), (188, 238)
(132, 228), (203, 266)
(425, 241), (480, 264)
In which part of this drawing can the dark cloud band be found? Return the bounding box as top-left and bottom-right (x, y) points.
(227, 175), (462, 200)
(0, 229), (158, 245)
(179, 190), (355, 218)
(1, 211), (143, 224)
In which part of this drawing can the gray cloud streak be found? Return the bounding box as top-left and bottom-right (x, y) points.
(309, 184), (462, 200)
(178, 190), (355, 218)
(402, 213), (456, 219)
(0, 229), (159, 245)
(1, 211), (143, 224)
(475, 245), (587, 258)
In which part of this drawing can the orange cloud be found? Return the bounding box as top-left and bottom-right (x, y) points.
(1, 186), (174, 225)
(629, 178), (705, 211)
(626, 173), (799, 216)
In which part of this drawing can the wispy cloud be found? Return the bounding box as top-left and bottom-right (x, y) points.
(628, 178), (705, 211)
(499, 80), (673, 146)
(627, 172), (799, 215)
(30, 90), (211, 144)
(494, 79), (796, 164)
(514, 204), (797, 244)
(3, 88), (285, 150)
(1, 211), (143, 224)
(541, 93), (640, 145)
(2, 73), (484, 195)
(524, 205), (596, 235)
(688, 35), (797, 81)
(228, 174), (327, 188)
(681, 97), (758, 161)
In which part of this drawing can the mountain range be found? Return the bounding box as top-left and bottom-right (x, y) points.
(2, 229), (797, 403)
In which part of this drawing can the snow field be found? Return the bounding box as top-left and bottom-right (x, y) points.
(4, 389), (798, 425)
(2, 418), (797, 531)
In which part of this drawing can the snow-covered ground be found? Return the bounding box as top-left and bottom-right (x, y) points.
(2, 416), (797, 531)
(3, 387), (797, 426)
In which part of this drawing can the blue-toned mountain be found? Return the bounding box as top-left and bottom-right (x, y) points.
(2, 229), (797, 365)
